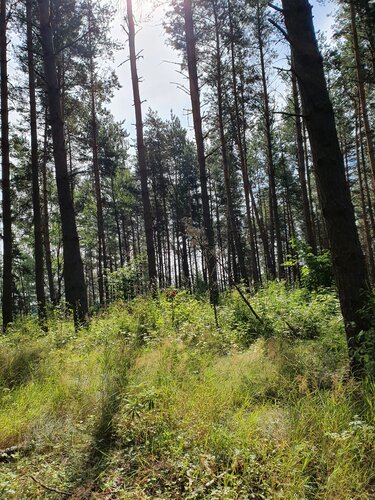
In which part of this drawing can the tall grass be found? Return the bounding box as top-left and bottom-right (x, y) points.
(0, 284), (373, 498)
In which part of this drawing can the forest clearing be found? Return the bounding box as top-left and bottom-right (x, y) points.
(0, 0), (375, 497)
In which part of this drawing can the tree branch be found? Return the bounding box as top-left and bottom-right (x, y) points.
(268, 18), (289, 42)
(268, 2), (284, 13)
(30, 476), (71, 497)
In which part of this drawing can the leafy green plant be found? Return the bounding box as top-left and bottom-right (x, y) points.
(285, 239), (334, 291)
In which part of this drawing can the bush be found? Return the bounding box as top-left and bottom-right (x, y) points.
(285, 239), (334, 291)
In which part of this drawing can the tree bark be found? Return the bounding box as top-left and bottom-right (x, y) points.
(282, 0), (372, 377)
(126, 0), (157, 290)
(227, 0), (260, 285)
(27, 0), (47, 322)
(183, 0), (218, 304)
(213, 0), (248, 286)
(38, 0), (88, 327)
(41, 112), (56, 304)
(350, 0), (375, 193)
(0, 0), (13, 330)
(257, 2), (284, 279)
(291, 59), (316, 252)
(89, 38), (107, 304)
(355, 113), (375, 282)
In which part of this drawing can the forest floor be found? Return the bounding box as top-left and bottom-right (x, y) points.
(0, 283), (374, 499)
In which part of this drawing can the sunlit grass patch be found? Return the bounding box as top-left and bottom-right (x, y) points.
(0, 286), (373, 498)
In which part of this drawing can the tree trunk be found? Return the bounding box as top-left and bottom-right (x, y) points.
(282, 0), (372, 377)
(257, 2), (284, 279)
(291, 59), (316, 252)
(38, 0), (88, 327)
(126, 0), (157, 290)
(213, 0), (248, 286)
(359, 117), (375, 240)
(0, 0), (13, 330)
(183, 0), (218, 304)
(355, 114), (375, 282)
(27, 0), (47, 322)
(89, 46), (107, 305)
(41, 113), (56, 304)
(228, 0), (259, 285)
(111, 176), (124, 268)
(350, 0), (375, 193)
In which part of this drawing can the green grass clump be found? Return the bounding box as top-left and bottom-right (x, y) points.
(0, 284), (374, 498)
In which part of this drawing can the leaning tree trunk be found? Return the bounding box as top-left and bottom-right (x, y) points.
(27, 0), (47, 322)
(0, 0), (13, 330)
(183, 0), (218, 304)
(281, 0), (373, 377)
(38, 0), (88, 327)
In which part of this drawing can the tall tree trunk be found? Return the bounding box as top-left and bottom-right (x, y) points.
(355, 114), (375, 282)
(303, 120), (318, 246)
(126, 0), (157, 289)
(41, 113), (56, 303)
(0, 0), (13, 330)
(282, 0), (372, 377)
(38, 0), (88, 327)
(228, 0), (259, 285)
(350, 0), (375, 192)
(359, 118), (375, 240)
(27, 0), (47, 322)
(257, 2), (284, 279)
(183, 0), (218, 304)
(291, 59), (316, 252)
(89, 48), (107, 304)
(213, 0), (248, 286)
(111, 176), (124, 268)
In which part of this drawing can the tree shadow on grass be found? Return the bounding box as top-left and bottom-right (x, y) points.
(0, 346), (44, 390)
(68, 348), (134, 498)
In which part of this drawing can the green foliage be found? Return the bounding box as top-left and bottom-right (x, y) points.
(285, 239), (334, 291)
(222, 282), (341, 346)
(107, 254), (148, 301)
(0, 287), (373, 498)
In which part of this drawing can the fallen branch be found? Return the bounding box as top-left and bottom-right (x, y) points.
(30, 476), (72, 497)
(0, 443), (32, 462)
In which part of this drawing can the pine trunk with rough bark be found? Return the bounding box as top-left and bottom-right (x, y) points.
(38, 0), (88, 327)
(126, 0), (157, 289)
(89, 48), (107, 305)
(257, 2), (284, 279)
(350, 0), (375, 192)
(291, 60), (316, 252)
(183, 0), (218, 304)
(1, 0), (13, 330)
(227, 0), (260, 285)
(213, 0), (248, 286)
(27, 0), (46, 322)
(41, 112), (56, 304)
(282, 0), (373, 377)
(355, 115), (375, 282)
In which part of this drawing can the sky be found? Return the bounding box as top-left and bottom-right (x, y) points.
(109, 0), (336, 139)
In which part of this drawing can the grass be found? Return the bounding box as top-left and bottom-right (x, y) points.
(0, 283), (374, 498)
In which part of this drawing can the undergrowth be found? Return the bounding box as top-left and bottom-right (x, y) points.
(0, 283), (374, 499)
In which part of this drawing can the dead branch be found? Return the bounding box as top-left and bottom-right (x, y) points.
(30, 476), (72, 497)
